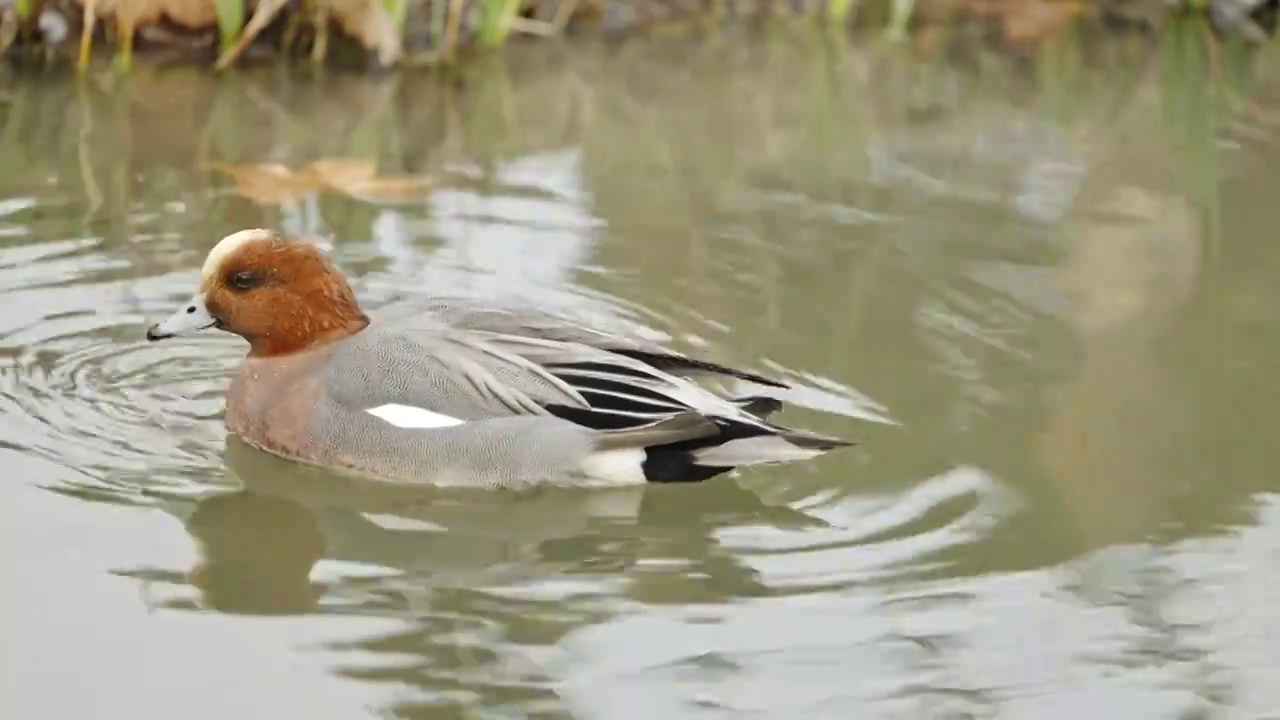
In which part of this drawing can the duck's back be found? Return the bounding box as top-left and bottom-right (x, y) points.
(224, 324), (603, 488)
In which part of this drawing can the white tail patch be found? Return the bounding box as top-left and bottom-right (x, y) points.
(365, 403), (465, 429)
(691, 436), (825, 467)
(577, 448), (647, 486)
(359, 513), (446, 532)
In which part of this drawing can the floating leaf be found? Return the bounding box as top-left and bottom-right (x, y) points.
(305, 158), (433, 200)
(209, 162), (317, 204)
(211, 159), (432, 205)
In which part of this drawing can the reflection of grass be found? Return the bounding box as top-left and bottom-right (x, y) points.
(1158, 15), (1254, 258)
(825, 0), (860, 25)
(887, 0), (915, 40)
(1, 25), (1273, 255)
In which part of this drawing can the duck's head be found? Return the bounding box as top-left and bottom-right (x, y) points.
(146, 229), (369, 357)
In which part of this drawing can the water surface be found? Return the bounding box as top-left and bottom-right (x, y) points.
(3, 34), (1280, 719)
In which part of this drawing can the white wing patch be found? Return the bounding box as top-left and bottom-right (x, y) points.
(365, 403), (465, 429)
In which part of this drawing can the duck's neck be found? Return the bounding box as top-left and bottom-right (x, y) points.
(246, 310), (371, 359)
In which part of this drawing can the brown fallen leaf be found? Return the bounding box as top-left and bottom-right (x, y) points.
(964, 0), (1089, 47)
(72, 0), (220, 29)
(304, 158), (378, 190)
(211, 159), (432, 205)
(74, 0), (220, 66)
(324, 0), (402, 67)
(307, 158), (433, 200)
(209, 162), (317, 205)
(1003, 0), (1086, 45)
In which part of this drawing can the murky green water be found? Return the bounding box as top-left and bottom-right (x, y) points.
(3, 31), (1280, 719)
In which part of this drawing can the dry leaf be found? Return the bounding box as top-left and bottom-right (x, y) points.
(211, 159), (431, 205)
(307, 158), (432, 199)
(1003, 0), (1085, 45)
(305, 158), (378, 191)
(73, 0), (218, 29)
(215, 0), (289, 69)
(210, 162), (317, 204)
(323, 0), (402, 67)
(965, 0), (1088, 47)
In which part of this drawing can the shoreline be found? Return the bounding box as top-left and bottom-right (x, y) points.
(0, 0), (1275, 74)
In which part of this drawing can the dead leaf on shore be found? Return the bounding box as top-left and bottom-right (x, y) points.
(215, 0), (289, 69)
(210, 159), (432, 204)
(325, 0), (402, 67)
(72, 0), (220, 28)
(73, 0), (221, 67)
(965, 0), (1089, 46)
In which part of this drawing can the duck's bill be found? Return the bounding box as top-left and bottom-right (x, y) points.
(146, 294), (218, 341)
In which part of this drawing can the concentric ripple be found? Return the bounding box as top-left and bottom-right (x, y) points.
(0, 229), (241, 504)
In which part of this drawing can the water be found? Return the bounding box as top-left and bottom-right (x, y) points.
(3, 34), (1280, 719)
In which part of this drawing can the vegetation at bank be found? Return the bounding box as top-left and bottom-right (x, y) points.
(0, 0), (1275, 72)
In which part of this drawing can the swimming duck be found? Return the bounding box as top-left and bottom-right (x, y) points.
(146, 229), (854, 488)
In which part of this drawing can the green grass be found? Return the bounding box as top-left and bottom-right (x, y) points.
(475, 0), (522, 49)
(0, 0), (1272, 70)
(212, 0), (246, 53)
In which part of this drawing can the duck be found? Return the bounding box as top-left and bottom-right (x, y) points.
(145, 229), (854, 489)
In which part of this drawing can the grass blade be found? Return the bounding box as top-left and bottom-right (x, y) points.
(476, 0), (520, 48)
(212, 0), (245, 53)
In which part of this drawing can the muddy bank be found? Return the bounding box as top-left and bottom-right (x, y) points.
(0, 0), (1275, 72)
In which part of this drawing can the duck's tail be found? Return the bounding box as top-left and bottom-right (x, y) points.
(689, 427), (852, 467)
(641, 416), (854, 484)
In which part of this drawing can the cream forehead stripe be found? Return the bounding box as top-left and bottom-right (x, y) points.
(200, 229), (274, 283)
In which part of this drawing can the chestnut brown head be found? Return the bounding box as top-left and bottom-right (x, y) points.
(146, 229), (369, 357)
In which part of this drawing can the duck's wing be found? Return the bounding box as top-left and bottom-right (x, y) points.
(326, 325), (718, 442)
(421, 301), (789, 389)
(324, 325), (849, 483)
(476, 332), (855, 467)
(327, 324), (588, 421)
(471, 332), (780, 434)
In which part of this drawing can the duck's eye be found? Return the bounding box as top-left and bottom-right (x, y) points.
(229, 271), (261, 291)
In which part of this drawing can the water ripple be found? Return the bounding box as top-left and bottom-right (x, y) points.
(0, 236), (237, 502)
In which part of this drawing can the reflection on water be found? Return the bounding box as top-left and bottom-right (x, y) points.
(3, 30), (1280, 719)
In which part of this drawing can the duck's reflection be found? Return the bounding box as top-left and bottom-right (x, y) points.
(162, 434), (828, 618)
(184, 490), (326, 614)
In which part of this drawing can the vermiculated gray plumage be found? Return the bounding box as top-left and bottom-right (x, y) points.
(226, 300), (854, 488)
